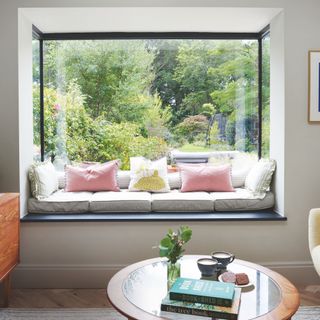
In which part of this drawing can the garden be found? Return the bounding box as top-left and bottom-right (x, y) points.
(33, 38), (270, 169)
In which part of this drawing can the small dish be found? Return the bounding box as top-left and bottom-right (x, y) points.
(218, 274), (253, 288)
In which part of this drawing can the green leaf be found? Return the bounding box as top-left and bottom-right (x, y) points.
(181, 229), (192, 242)
(159, 245), (169, 257)
(180, 225), (188, 233)
(160, 237), (172, 248)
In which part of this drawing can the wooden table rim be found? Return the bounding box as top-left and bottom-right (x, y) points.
(107, 255), (300, 320)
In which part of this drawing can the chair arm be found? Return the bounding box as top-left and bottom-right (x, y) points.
(311, 245), (320, 276)
(309, 209), (320, 252)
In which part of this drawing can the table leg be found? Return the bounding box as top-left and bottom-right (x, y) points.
(1, 274), (11, 307)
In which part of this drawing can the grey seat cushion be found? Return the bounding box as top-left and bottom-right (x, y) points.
(28, 190), (93, 213)
(90, 190), (151, 212)
(28, 188), (273, 214)
(211, 188), (274, 211)
(151, 190), (213, 212)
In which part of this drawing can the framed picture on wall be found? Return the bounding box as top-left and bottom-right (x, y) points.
(308, 50), (320, 123)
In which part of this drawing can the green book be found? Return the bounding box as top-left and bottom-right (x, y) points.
(169, 277), (235, 307)
(161, 288), (241, 320)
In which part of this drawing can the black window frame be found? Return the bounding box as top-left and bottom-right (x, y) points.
(32, 25), (270, 162)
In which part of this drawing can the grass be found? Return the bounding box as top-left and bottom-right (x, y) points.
(178, 142), (233, 152)
(178, 144), (213, 152)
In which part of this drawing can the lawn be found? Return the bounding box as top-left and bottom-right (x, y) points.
(178, 144), (214, 152)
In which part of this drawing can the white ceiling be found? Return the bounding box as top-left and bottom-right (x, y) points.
(22, 7), (282, 33)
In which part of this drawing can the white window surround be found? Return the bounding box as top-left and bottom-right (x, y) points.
(18, 7), (285, 217)
(22, 7), (281, 33)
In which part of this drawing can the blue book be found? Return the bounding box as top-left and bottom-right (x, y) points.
(162, 287), (241, 319)
(169, 277), (235, 307)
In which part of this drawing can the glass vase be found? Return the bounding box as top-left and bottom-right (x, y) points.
(167, 260), (181, 288)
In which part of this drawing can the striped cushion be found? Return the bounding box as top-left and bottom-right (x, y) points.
(29, 160), (59, 200)
(245, 159), (276, 198)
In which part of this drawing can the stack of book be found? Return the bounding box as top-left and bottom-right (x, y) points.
(161, 277), (241, 319)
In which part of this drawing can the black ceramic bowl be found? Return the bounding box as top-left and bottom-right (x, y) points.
(197, 258), (219, 276)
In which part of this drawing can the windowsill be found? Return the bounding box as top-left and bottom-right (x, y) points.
(21, 211), (286, 222)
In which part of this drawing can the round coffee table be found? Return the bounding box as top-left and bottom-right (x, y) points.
(107, 255), (300, 320)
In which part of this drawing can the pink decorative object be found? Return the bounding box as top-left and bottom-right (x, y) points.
(179, 164), (234, 192)
(65, 160), (120, 192)
(53, 104), (61, 111)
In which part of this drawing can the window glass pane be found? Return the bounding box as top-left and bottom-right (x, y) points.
(262, 34), (270, 158)
(42, 39), (261, 169)
(32, 38), (41, 161)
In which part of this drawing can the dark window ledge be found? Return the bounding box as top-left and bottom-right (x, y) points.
(21, 211), (286, 222)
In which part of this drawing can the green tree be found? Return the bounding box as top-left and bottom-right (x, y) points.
(45, 40), (155, 122)
(173, 41), (217, 122)
(35, 38), (265, 162)
(176, 115), (208, 144)
(92, 121), (168, 169)
(201, 103), (216, 146)
(33, 84), (62, 157)
(143, 95), (172, 139)
(151, 39), (260, 153)
(149, 40), (184, 121)
(209, 122), (220, 146)
(34, 82), (169, 169)
(208, 41), (259, 153)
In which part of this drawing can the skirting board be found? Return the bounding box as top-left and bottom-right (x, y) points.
(12, 261), (320, 289)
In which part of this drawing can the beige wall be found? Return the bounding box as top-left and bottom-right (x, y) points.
(1, 0), (320, 287)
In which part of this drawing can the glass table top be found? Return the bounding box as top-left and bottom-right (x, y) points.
(122, 256), (281, 320)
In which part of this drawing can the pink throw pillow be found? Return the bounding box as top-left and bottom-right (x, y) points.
(65, 161), (120, 192)
(179, 164), (234, 192)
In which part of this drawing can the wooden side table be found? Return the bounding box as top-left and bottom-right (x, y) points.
(0, 193), (19, 307)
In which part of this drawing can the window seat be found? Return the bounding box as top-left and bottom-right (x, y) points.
(22, 210), (286, 222)
(28, 188), (274, 214)
(25, 187), (283, 222)
(27, 161), (278, 220)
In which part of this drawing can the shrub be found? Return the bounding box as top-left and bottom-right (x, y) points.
(33, 83), (169, 169)
(176, 115), (208, 143)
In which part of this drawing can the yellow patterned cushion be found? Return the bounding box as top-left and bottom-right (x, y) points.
(129, 157), (170, 193)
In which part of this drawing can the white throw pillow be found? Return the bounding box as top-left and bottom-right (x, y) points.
(128, 157), (170, 192)
(231, 167), (252, 188)
(245, 159), (276, 198)
(231, 154), (257, 187)
(29, 160), (59, 199)
(57, 171), (65, 189)
(117, 170), (131, 189)
(168, 172), (182, 189)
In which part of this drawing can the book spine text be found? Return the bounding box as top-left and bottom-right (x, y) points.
(169, 292), (232, 307)
(161, 304), (237, 320)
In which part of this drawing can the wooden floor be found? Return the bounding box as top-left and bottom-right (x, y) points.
(299, 285), (320, 306)
(7, 289), (112, 308)
(2, 285), (320, 308)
